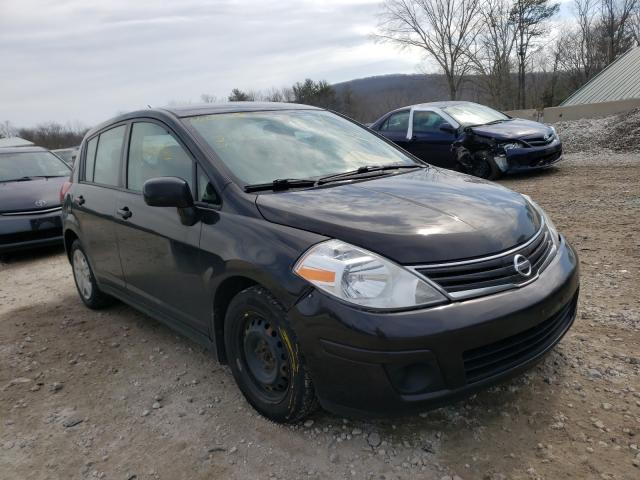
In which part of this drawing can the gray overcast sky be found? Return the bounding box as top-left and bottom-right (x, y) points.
(0, 0), (424, 127)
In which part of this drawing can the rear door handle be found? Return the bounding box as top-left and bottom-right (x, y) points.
(75, 195), (85, 206)
(116, 207), (132, 220)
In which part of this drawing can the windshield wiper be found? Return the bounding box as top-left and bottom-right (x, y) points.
(317, 164), (425, 185)
(467, 119), (510, 128)
(0, 176), (39, 183)
(0, 175), (67, 183)
(244, 178), (317, 193)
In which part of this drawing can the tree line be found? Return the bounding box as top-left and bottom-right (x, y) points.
(0, 121), (88, 150)
(376, 0), (639, 109)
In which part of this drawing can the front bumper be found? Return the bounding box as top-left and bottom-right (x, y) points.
(289, 238), (579, 417)
(0, 209), (63, 253)
(502, 141), (563, 174)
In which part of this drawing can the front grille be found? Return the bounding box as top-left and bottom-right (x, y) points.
(462, 294), (577, 384)
(414, 225), (556, 300)
(1, 206), (62, 216)
(524, 136), (554, 147)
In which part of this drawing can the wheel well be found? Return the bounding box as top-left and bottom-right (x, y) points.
(63, 230), (79, 261)
(213, 276), (258, 364)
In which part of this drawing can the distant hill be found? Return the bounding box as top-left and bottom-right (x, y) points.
(332, 73), (489, 122)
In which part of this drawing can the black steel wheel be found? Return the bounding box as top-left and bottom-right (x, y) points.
(241, 313), (290, 402)
(224, 286), (318, 423)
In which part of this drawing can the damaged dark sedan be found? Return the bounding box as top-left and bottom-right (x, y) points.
(370, 101), (563, 179)
(62, 103), (578, 422)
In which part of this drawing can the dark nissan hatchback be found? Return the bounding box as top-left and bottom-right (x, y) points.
(62, 103), (579, 422)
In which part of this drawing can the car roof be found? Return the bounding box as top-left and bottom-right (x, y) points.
(83, 102), (324, 141)
(0, 146), (50, 154)
(162, 101), (321, 118)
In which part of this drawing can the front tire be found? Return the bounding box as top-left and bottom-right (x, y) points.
(70, 240), (114, 309)
(470, 151), (501, 180)
(224, 286), (318, 423)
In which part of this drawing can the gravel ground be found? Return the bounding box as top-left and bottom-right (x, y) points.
(555, 109), (640, 154)
(1, 152), (639, 480)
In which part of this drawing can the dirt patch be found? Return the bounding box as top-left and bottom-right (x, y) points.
(1, 152), (639, 480)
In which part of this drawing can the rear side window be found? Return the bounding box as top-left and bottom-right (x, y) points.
(93, 125), (126, 186)
(380, 111), (409, 133)
(84, 137), (97, 181)
(127, 122), (193, 192)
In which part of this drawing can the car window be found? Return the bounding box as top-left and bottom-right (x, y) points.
(197, 168), (220, 204)
(0, 151), (69, 182)
(93, 125), (126, 186)
(84, 137), (97, 181)
(380, 111), (409, 133)
(413, 111), (446, 133)
(127, 122), (193, 192)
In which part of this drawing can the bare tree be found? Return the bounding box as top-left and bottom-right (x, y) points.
(200, 94), (219, 103)
(599, 0), (638, 63)
(510, 0), (560, 108)
(631, 7), (640, 44)
(472, 0), (518, 109)
(375, 0), (483, 100)
(0, 120), (17, 139)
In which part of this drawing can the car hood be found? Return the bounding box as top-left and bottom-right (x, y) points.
(470, 118), (553, 141)
(0, 177), (66, 213)
(256, 168), (541, 264)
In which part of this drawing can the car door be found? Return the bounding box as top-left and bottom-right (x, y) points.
(376, 110), (411, 151)
(405, 110), (457, 168)
(114, 120), (209, 334)
(72, 125), (126, 290)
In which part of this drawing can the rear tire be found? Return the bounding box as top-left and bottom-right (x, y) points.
(70, 240), (114, 309)
(224, 285), (318, 423)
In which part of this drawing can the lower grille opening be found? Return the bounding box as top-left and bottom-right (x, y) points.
(463, 294), (578, 384)
(0, 227), (62, 245)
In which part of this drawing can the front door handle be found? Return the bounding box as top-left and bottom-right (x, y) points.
(75, 195), (85, 206)
(116, 207), (132, 220)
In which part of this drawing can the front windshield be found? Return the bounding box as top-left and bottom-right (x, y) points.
(442, 103), (509, 127)
(0, 151), (70, 182)
(186, 110), (416, 185)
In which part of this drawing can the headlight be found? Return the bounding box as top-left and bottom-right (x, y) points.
(294, 240), (447, 309)
(548, 125), (558, 140)
(523, 195), (560, 249)
(500, 142), (520, 151)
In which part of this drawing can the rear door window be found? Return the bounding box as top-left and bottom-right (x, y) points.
(84, 137), (98, 181)
(93, 125), (126, 186)
(127, 122), (194, 192)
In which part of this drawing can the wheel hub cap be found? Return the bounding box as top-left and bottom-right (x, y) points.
(72, 250), (92, 300)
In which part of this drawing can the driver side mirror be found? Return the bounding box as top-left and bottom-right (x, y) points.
(439, 123), (456, 134)
(143, 177), (194, 208)
(143, 177), (198, 225)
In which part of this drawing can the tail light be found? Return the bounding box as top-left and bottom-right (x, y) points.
(60, 181), (72, 204)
